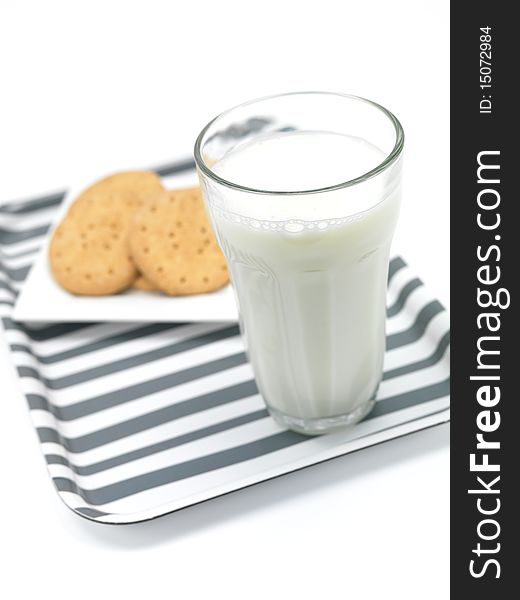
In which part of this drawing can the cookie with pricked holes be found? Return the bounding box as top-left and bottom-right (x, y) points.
(129, 187), (229, 295)
(49, 171), (164, 295)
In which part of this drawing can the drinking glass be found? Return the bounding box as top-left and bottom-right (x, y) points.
(195, 92), (404, 434)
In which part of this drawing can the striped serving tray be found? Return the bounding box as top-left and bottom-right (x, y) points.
(0, 159), (450, 524)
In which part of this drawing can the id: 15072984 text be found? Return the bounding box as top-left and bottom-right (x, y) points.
(479, 26), (492, 114)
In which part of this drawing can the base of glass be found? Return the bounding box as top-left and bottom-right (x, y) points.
(267, 397), (376, 436)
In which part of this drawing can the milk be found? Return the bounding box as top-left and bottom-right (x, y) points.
(202, 131), (402, 431)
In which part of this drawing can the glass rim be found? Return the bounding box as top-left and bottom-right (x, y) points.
(193, 91), (404, 196)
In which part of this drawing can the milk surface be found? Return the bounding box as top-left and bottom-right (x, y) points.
(213, 130), (384, 193)
(208, 131), (401, 422)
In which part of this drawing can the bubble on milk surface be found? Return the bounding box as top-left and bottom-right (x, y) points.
(284, 221), (305, 233)
(211, 205), (362, 235)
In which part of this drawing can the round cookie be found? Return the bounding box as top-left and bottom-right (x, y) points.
(49, 171), (164, 296)
(129, 187), (230, 295)
(49, 196), (138, 295)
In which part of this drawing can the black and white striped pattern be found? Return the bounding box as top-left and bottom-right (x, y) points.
(0, 160), (450, 524)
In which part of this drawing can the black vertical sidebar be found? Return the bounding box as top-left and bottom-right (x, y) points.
(451, 2), (517, 597)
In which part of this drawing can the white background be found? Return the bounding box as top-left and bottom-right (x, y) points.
(0, 1), (449, 598)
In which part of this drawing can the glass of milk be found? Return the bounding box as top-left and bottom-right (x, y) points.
(194, 92), (404, 434)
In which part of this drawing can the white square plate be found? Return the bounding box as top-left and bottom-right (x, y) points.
(13, 170), (238, 323)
